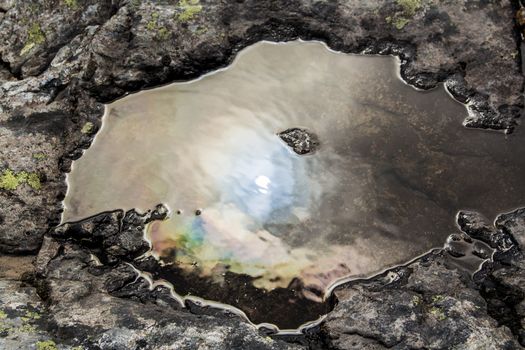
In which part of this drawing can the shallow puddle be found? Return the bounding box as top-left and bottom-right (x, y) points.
(63, 41), (525, 329)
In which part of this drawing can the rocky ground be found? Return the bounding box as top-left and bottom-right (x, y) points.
(1, 0), (525, 349)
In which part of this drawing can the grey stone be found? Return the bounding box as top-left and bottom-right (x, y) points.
(323, 252), (521, 349)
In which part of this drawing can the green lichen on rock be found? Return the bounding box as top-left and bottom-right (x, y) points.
(411, 295), (422, 306)
(81, 122), (94, 134)
(194, 26), (208, 35)
(429, 306), (447, 321)
(33, 152), (47, 161)
(431, 294), (446, 303)
(26, 173), (42, 190)
(145, 13), (171, 40)
(177, 0), (202, 22)
(36, 340), (58, 350)
(386, 16), (410, 30)
(157, 27), (170, 40)
(146, 12), (159, 31)
(0, 169), (41, 191)
(18, 323), (37, 333)
(0, 169), (24, 190)
(21, 310), (41, 322)
(21, 23), (46, 55)
(0, 310), (10, 335)
(397, 0), (421, 16)
(0, 322), (11, 335)
(386, 0), (422, 30)
(63, 0), (78, 9)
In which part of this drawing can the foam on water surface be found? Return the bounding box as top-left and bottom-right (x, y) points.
(63, 41), (525, 329)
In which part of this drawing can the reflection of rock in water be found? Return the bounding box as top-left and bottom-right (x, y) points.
(444, 232), (494, 273)
(62, 41), (525, 328)
(278, 128), (320, 155)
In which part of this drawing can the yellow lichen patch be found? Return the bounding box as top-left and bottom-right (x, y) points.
(18, 323), (37, 333)
(36, 340), (58, 350)
(146, 12), (159, 31)
(81, 122), (94, 134)
(145, 12), (171, 40)
(0, 322), (11, 334)
(0, 169), (41, 191)
(411, 295), (422, 306)
(21, 23), (46, 56)
(397, 0), (421, 17)
(21, 311), (41, 322)
(0, 310), (6, 319)
(27, 173), (42, 190)
(157, 27), (170, 40)
(33, 153), (47, 161)
(429, 306), (446, 321)
(0, 169), (24, 190)
(177, 0), (202, 22)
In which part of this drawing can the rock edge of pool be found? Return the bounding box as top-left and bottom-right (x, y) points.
(1, 1), (525, 349)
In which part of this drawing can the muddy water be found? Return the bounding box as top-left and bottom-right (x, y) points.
(63, 41), (525, 329)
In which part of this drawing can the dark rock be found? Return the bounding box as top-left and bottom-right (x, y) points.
(25, 239), (302, 350)
(52, 205), (168, 264)
(458, 210), (518, 253)
(278, 128), (320, 155)
(323, 251), (521, 349)
(496, 208), (525, 249)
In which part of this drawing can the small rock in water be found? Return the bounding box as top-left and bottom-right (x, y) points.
(278, 127), (320, 155)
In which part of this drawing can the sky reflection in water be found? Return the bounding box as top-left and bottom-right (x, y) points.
(63, 41), (525, 306)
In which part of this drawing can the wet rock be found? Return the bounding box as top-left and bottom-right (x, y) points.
(278, 128), (320, 155)
(26, 239), (303, 350)
(479, 250), (525, 347)
(495, 208), (525, 249)
(457, 210), (517, 253)
(19, 206), (524, 348)
(51, 205), (168, 264)
(322, 251), (521, 349)
(322, 209), (525, 349)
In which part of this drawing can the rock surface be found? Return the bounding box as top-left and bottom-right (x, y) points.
(278, 128), (320, 155)
(1, 0), (525, 348)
